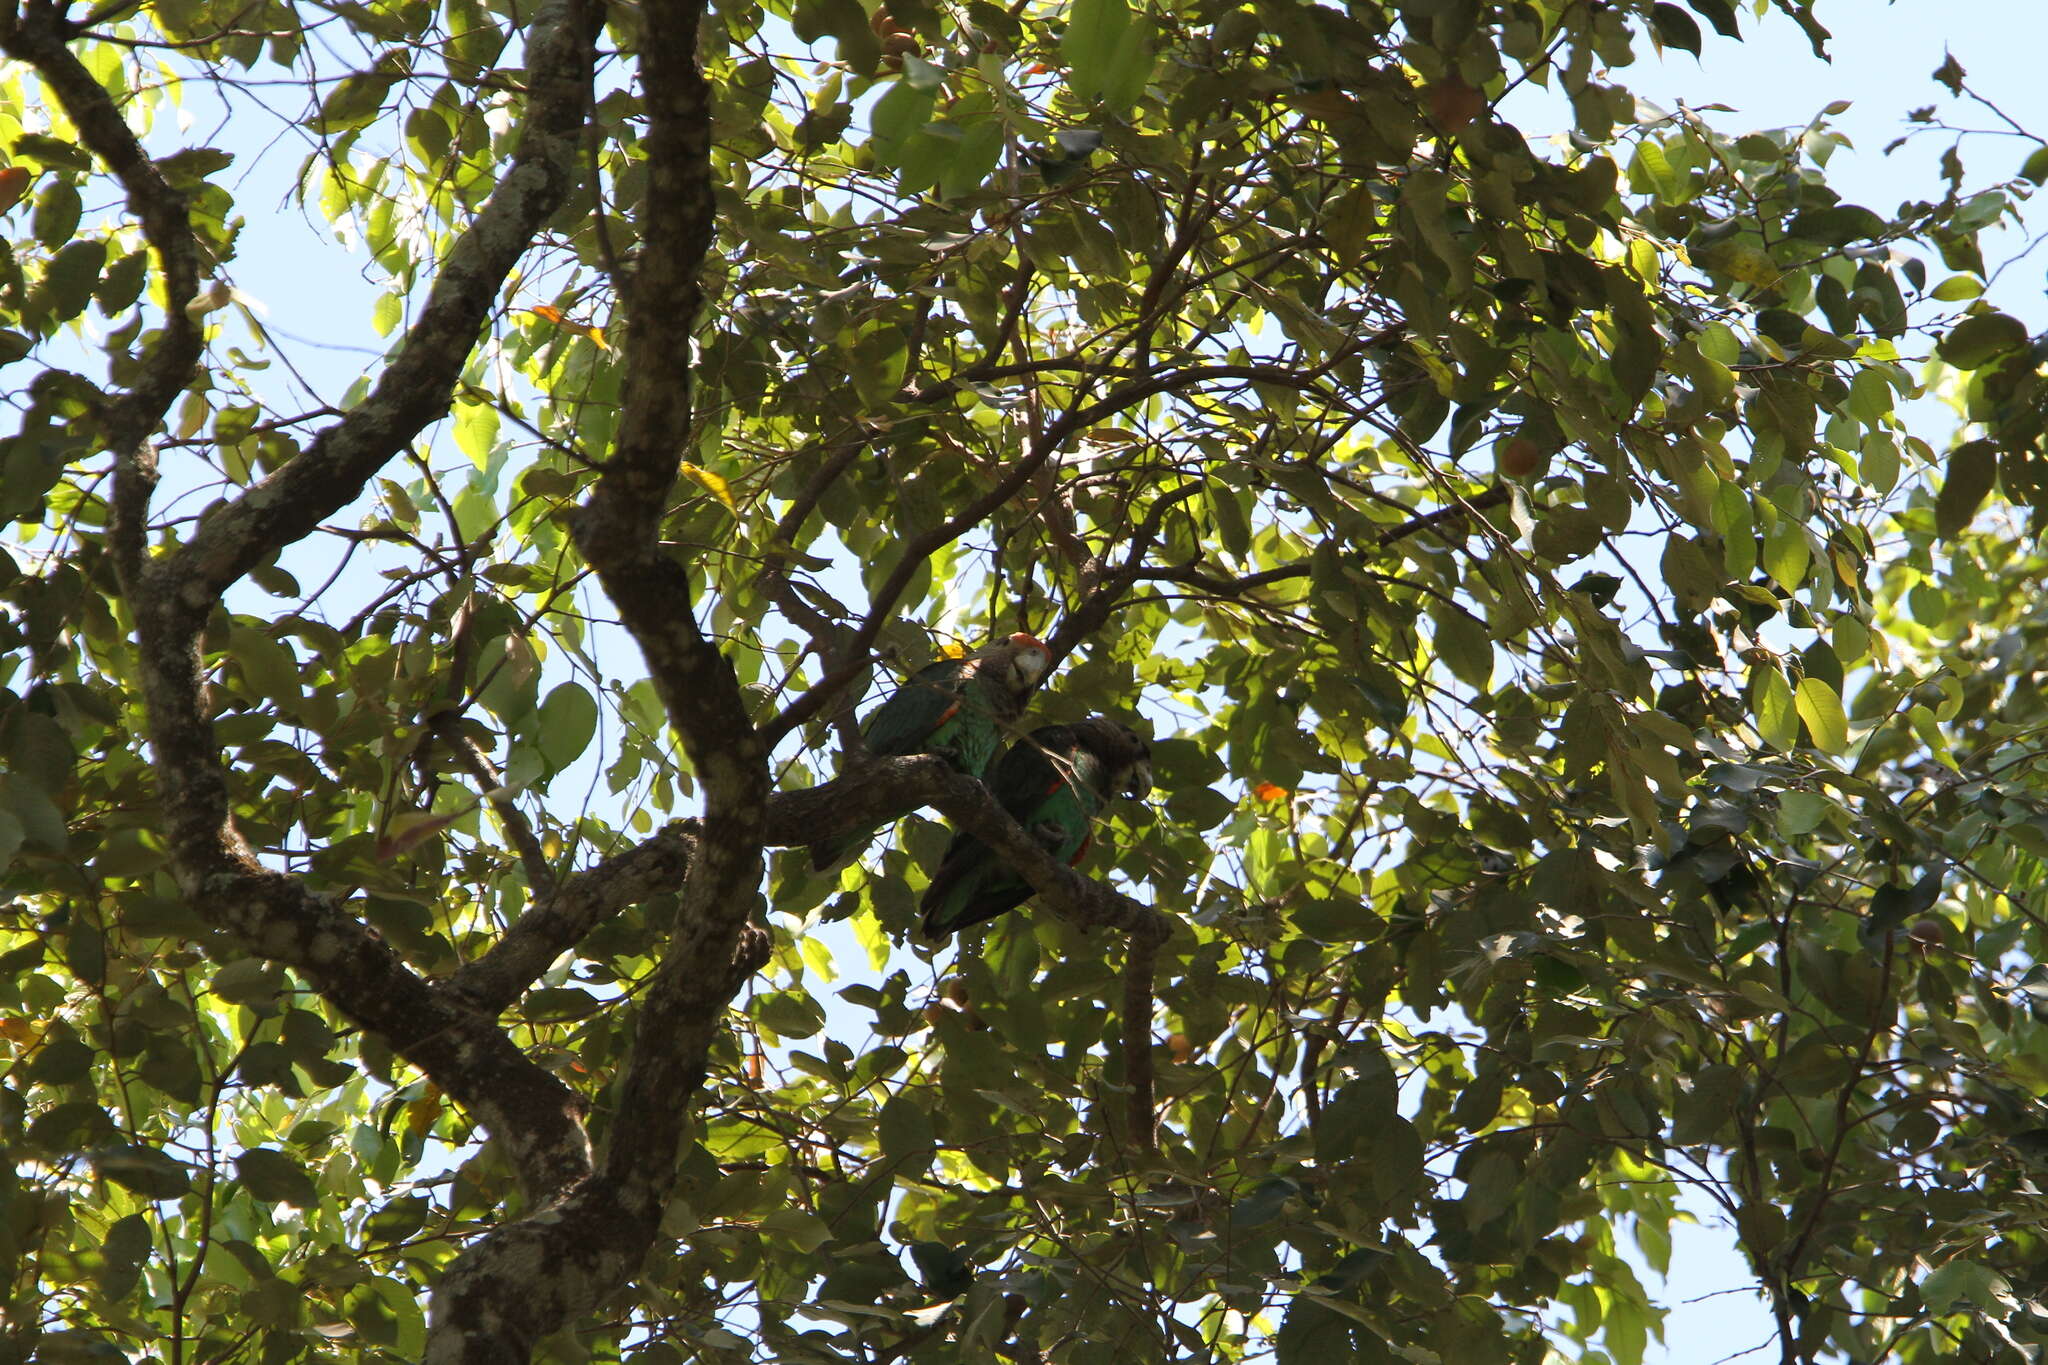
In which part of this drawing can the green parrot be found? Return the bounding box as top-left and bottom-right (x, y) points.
(809, 632), (1052, 872)
(918, 716), (1153, 939)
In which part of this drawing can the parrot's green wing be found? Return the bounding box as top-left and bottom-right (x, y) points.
(919, 728), (1097, 939)
(859, 658), (970, 758)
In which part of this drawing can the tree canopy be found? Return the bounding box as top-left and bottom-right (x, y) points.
(4, 0), (2048, 1360)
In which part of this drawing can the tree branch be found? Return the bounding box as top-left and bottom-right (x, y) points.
(158, 0), (604, 611)
(29, 0), (606, 1210)
(1123, 933), (1161, 1154)
(431, 712), (556, 895)
(446, 754), (1173, 1014)
(425, 0), (774, 1353)
(764, 361), (1350, 745)
(0, 1), (205, 579)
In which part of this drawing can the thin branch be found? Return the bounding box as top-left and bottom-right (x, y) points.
(430, 712), (556, 896)
(764, 361), (1357, 745)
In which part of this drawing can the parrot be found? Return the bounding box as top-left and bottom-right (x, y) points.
(808, 632), (1052, 872)
(918, 716), (1153, 940)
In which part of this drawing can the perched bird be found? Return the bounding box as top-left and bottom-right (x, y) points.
(919, 717), (1153, 939)
(809, 632), (1052, 871)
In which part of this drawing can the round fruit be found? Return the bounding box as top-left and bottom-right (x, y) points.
(1497, 435), (1545, 479)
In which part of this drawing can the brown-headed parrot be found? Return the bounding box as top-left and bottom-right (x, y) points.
(918, 716), (1153, 939)
(809, 632), (1052, 871)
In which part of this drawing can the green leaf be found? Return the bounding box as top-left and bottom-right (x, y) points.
(32, 178), (82, 248)
(534, 682), (598, 773)
(41, 239), (106, 322)
(1754, 665), (1798, 752)
(1937, 311), (2028, 369)
(755, 990), (826, 1039)
(94, 1144), (191, 1199)
(234, 1147), (320, 1208)
(153, 147), (235, 189)
(761, 1208), (833, 1253)
(1661, 534), (1720, 613)
(867, 81), (937, 169)
(1920, 1259), (2014, 1316)
(314, 71), (401, 134)
(1935, 440), (1998, 539)
(1650, 4), (1703, 56)
(1793, 678), (1848, 755)
(1670, 1065), (1742, 1143)
(1788, 204), (1886, 246)
(1685, 0), (1740, 39)
(877, 1094), (935, 1166)
(454, 400), (499, 469)
(1430, 604), (1493, 690)
(1762, 519), (1810, 592)
(1063, 0), (1152, 112)
(229, 626), (300, 708)
(13, 133), (94, 172)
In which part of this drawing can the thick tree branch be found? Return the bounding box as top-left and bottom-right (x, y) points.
(447, 755), (1173, 1014)
(0, 1), (204, 577)
(421, 915), (770, 1365)
(58, 0), (606, 1219)
(569, 0), (753, 781)
(421, 0), (774, 1357)
(158, 0), (603, 611)
(182, 871), (592, 1201)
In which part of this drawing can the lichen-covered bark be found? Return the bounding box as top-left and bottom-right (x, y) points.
(9, 0), (608, 1283)
(427, 0), (777, 1353)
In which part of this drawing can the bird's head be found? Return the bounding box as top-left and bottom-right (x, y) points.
(1072, 716), (1152, 799)
(1124, 749), (1154, 800)
(1000, 632), (1052, 689)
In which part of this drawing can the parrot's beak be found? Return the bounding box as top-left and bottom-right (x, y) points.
(1126, 760), (1154, 800)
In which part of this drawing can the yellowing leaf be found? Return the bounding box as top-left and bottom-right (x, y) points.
(527, 305), (608, 349)
(679, 462), (736, 513)
(938, 640), (967, 659)
(406, 1084), (445, 1137)
(1254, 782), (1289, 802)
(0, 166), (31, 216)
